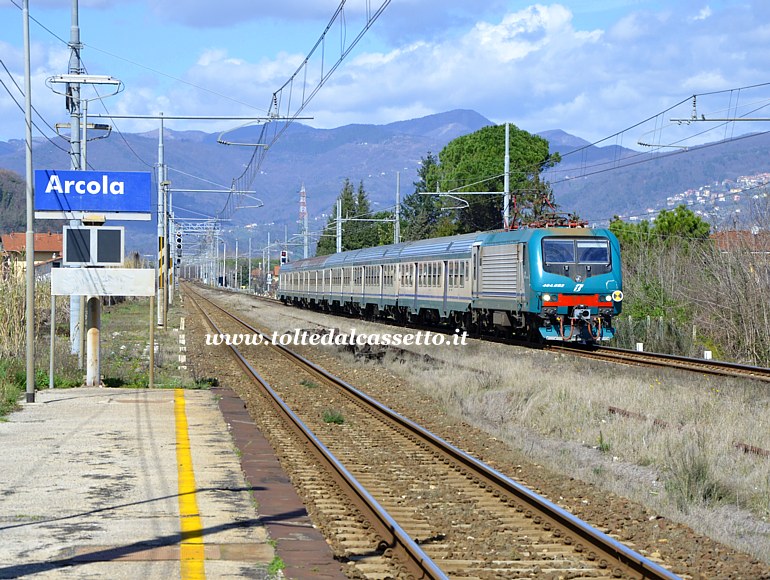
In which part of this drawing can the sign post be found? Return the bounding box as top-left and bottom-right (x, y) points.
(36, 169), (152, 387)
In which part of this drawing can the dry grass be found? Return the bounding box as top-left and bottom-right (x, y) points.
(232, 295), (770, 564)
(391, 349), (770, 562)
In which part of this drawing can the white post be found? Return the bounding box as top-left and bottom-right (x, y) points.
(394, 172), (401, 244)
(336, 198), (342, 253)
(503, 122), (510, 229)
(85, 295), (100, 387)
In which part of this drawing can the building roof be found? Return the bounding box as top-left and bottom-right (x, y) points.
(1, 232), (63, 254)
(711, 230), (770, 252)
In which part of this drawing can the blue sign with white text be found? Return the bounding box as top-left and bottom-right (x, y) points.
(34, 170), (152, 214)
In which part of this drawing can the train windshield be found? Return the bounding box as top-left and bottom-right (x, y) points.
(543, 238), (610, 265)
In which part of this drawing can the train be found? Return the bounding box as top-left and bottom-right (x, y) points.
(278, 223), (623, 342)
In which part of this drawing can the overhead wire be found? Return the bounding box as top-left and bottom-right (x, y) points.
(0, 65), (71, 155)
(221, 0), (392, 220)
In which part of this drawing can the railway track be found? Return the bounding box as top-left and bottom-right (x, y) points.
(550, 343), (770, 382)
(243, 290), (770, 382)
(184, 284), (680, 579)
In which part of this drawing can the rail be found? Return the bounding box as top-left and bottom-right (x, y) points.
(186, 284), (681, 580)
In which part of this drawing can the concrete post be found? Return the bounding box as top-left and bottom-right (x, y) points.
(85, 295), (100, 387)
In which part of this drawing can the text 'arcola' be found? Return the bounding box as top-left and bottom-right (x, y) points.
(44, 174), (125, 195)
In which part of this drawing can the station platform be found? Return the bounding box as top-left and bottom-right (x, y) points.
(0, 386), (344, 579)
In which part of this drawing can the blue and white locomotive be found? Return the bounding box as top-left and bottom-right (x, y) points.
(278, 225), (623, 342)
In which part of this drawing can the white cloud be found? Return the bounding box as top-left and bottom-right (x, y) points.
(692, 6), (712, 21)
(681, 71), (729, 92)
(5, 1), (770, 147)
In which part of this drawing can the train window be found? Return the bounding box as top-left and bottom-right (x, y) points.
(543, 239), (575, 264)
(577, 240), (610, 264)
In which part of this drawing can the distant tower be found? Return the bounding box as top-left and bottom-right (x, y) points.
(299, 183), (309, 258)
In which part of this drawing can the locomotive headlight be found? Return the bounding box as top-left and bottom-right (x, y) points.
(542, 293), (553, 302)
(604, 294), (612, 303)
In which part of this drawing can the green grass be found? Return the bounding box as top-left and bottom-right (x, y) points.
(322, 409), (345, 424)
(0, 360), (24, 418)
(267, 555), (285, 576)
(0, 293), (199, 420)
(99, 295), (195, 389)
(597, 430), (611, 453)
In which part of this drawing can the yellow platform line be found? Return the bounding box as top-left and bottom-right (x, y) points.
(175, 389), (206, 579)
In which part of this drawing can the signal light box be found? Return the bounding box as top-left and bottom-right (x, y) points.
(63, 226), (124, 266)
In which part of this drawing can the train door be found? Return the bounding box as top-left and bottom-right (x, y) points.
(471, 242), (481, 299)
(442, 260), (448, 316)
(379, 265), (384, 306)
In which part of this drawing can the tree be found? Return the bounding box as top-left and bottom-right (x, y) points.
(609, 216), (652, 248)
(608, 206), (710, 328)
(653, 205), (711, 241)
(400, 153), (450, 241)
(610, 206), (710, 250)
(0, 170), (29, 234)
(315, 179), (382, 255)
(432, 124), (560, 233)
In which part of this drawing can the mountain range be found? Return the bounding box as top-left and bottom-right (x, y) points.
(1, 109), (769, 253)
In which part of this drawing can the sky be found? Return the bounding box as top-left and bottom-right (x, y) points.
(2, 0), (770, 148)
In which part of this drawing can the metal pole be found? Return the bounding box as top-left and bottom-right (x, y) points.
(248, 238), (252, 292)
(336, 198), (342, 253)
(394, 172), (401, 244)
(262, 232), (270, 292)
(79, 295), (85, 369)
(82, 96), (103, 388)
(167, 159), (174, 307)
(49, 295), (55, 389)
(68, 0), (82, 356)
(503, 122), (510, 230)
(222, 241), (226, 287)
(162, 180), (168, 327)
(148, 296), (154, 388)
(23, 0), (35, 403)
(235, 239), (239, 289)
(82, 99), (88, 167)
(156, 117), (164, 326)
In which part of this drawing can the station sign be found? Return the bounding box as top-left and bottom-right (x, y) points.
(34, 170), (152, 221)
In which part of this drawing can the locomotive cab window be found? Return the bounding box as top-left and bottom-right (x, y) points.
(542, 239), (575, 264)
(542, 237), (611, 276)
(576, 240), (610, 264)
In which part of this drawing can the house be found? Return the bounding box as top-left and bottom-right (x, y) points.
(1, 232), (63, 278)
(711, 230), (770, 255)
(1, 232), (63, 262)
